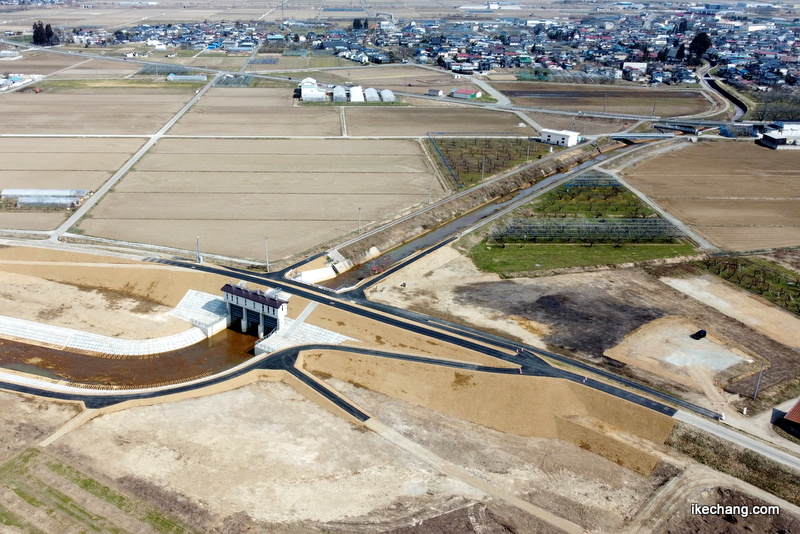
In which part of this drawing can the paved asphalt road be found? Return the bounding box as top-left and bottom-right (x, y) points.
(675, 410), (800, 472)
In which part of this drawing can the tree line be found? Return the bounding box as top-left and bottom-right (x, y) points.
(32, 21), (59, 46)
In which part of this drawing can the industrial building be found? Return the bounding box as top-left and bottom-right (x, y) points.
(221, 282), (290, 337)
(540, 128), (580, 147)
(759, 122), (800, 149)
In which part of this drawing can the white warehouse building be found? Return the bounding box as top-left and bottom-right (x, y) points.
(540, 128), (580, 147)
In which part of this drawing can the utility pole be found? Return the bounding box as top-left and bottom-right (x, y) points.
(481, 157), (486, 181)
(526, 136), (531, 160)
(264, 237), (270, 272)
(753, 362), (765, 400)
(357, 207), (361, 234)
(195, 236), (202, 264)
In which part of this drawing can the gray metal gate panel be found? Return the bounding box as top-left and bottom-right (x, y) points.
(246, 309), (260, 324)
(230, 304), (243, 319)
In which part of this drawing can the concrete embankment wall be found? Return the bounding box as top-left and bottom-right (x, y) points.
(336, 146), (601, 267)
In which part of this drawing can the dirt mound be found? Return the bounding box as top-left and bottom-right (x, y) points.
(301, 350), (674, 474)
(656, 487), (800, 534)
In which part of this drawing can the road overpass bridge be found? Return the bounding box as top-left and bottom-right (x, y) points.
(609, 132), (676, 142)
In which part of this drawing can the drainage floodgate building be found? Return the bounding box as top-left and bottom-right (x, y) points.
(221, 283), (290, 337)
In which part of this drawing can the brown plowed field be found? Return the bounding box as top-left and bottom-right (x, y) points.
(493, 81), (711, 117)
(338, 65), (472, 95)
(0, 92), (191, 135)
(78, 138), (441, 261)
(525, 111), (636, 135)
(48, 58), (139, 79)
(2, 51), (85, 75)
(344, 107), (525, 136)
(168, 87), (341, 136)
(621, 141), (800, 251)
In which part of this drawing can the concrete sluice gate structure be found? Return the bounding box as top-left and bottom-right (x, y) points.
(221, 282), (289, 338)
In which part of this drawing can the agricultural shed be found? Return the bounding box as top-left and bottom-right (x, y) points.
(380, 89), (396, 102)
(17, 196), (77, 208)
(167, 73), (208, 82)
(349, 85), (365, 102)
(332, 86), (347, 102)
(364, 87), (380, 102)
(540, 128), (579, 147)
(779, 399), (800, 438)
(2, 189), (89, 198)
(450, 88), (482, 99)
(427, 89), (443, 97)
(299, 77), (327, 102)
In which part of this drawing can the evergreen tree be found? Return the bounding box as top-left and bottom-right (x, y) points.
(32, 21), (45, 46)
(353, 18), (362, 30)
(45, 23), (58, 46)
(689, 32), (712, 59)
(676, 43), (686, 60)
(363, 18), (368, 29)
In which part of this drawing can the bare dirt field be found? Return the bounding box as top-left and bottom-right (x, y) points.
(245, 54), (354, 71)
(493, 81), (711, 117)
(2, 50), (87, 75)
(620, 141), (800, 251)
(344, 107), (527, 136)
(0, 91), (192, 135)
(77, 138), (441, 261)
(42, 379), (574, 532)
(168, 87), (342, 136)
(0, 137), (144, 231)
(526, 111), (637, 135)
(47, 57), (140, 78)
(367, 242), (797, 411)
(336, 65), (474, 95)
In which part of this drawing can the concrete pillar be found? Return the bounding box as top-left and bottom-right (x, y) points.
(226, 302), (232, 326)
(241, 317), (248, 332)
(258, 313), (264, 337)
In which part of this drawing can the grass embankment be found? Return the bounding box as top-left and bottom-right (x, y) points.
(667, 422), (800, 506)
(470, 241), (697, 274)
(0, 448), (197, 534)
